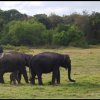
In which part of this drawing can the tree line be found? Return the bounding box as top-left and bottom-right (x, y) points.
(0, 9), (100, 47)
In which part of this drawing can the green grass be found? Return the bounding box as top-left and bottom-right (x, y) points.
(0, 45), (100, 99)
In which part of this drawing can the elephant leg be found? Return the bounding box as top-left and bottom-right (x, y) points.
(30, 73), (36, 85)
(37, 73), (43, 85)
(13, 79), (16, 85)
(14, 73), (18, 85)
(10, 72), (17, 85)
(0, 73), (4, 83)
(21, 67), (29, 83)
(17, 72), (21, 84)
(29, 68), (36, 85)
(52, 70), (57, 85)
(10, 73), (13, 84)
(10, 79), (12, 84)
(56, 69), (60, 84)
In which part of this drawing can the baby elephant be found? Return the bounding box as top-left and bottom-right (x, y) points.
(10, 71), (20, 85)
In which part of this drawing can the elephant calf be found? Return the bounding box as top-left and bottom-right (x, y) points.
(10, 71), (20, 85)
(30, 52), (75, 85)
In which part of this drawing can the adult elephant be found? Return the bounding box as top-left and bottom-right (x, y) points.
(0, 51), (33, 84)
(30, 52), (75, 85)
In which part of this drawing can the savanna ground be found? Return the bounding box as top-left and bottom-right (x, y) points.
(0, 45), (100, 99)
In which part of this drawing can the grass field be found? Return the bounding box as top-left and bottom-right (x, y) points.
(0, 45), (100, 99)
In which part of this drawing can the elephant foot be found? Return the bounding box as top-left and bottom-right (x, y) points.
(25, 80), (29, 84)
(48, 81), (52, 85)
(12, 83), (17, 85)
(18, 82), (23, 85)
(26, 81), (29, 84)
(52, 83), (59, 86)
(48, 81), (58, 86)
(57, 82), (60, 84)
(38, 83), (43, 85)
(19, 83), (24, 85)
(31, 83), (35, 86)
(30, 81), (35, 85)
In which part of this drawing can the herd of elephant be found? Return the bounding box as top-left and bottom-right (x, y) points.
(0, 46), (75, 85)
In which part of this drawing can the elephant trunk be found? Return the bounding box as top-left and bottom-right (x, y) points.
(67, 62), (75, 82)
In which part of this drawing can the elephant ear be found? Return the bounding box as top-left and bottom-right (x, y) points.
(63, 54), (71, 64)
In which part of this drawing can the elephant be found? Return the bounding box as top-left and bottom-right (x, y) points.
(29, 52), (75, 85)
(10, 70), (20, 85)
(0, 51), (33, 84)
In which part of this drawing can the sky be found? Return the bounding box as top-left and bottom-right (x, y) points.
(0, 1), (100, 16)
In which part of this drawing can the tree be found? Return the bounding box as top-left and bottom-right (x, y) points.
(88, 11), (100, 44)
(2, 9), (28, 24)
(34, 14), (51, 29)
(48, 13), (63, 29)
(53, 24), (88, 47)
(1, 20), (46, 46)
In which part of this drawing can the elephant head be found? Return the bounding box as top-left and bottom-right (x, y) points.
(61, 54), (75, 82)
(23, 54), (33, 67)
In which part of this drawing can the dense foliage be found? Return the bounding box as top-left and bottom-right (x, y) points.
(0, 9), (100, 47)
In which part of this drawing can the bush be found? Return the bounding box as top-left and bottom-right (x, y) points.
(1, 20), (46, 46)
(53, 24), (88, 47)
(52, 31), (69, 46)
